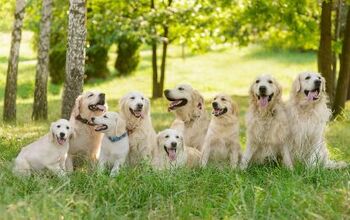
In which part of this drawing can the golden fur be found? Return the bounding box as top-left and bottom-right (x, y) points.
(153, 129), (201, 169)
(287, 72), (347, 168)
(241, 75), (293, 169)
(201, 94), (241, 168)
(164, 84), (209, 151)
(119, 91), (157, 166)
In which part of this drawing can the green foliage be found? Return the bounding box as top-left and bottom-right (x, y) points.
(115, 34), (141, 76)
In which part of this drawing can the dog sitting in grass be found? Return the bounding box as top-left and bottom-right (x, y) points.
(201, 93), (241, 168)
(13, 119), (73, 177)
(153, 128), (201, 169)
(92, 112), (129, 177)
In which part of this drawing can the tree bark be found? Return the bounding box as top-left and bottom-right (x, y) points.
(61, 0), (86, 119)
(32, 0), (52, 120)
(333, 5), (350, 116)
(3, 0), (26, 122)
(318, 0), (335, 105)
(159, 26), (169, 97)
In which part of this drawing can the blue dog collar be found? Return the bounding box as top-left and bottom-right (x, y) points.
(107, 132), (128, 142)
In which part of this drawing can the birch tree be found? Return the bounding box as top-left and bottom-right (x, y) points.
(32, 0), (53, 120)
(61, 0), (86, 119)
(3, 0), (26, 122)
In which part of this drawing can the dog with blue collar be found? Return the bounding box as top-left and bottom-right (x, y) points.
(92, 112), (129, 177)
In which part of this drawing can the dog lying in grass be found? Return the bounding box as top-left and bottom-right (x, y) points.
(92, 112), (129, 177)
(201, 93), (241, 168)
(13, 119), (73, 177)
(153, 129), (201, 169)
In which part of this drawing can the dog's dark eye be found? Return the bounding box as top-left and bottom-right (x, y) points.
(141, 97), (144, 100)
(130, 96), (135, 100)
(268, 80), (273, 84)
(178, 87), (184, 91)
(221, 98), (226, 101)
(318, 76), (321, 80)
(305, 76), (311, 80)
(256, 80), (260, 84)
(103, 115), (108, 118)
(66, 126), (69, 129)
(165, 135), (169, 138)
(88, 94), (93, 97)
(57, 125), (61, 128)
(176, 135), (179, 139)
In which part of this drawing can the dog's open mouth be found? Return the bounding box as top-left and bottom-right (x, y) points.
(257, 93), (273, 108)
(166, 98), (188, 111)
(94, 124), (108, 132)
(56, 136), (67, 145)
(129, 108), (143, 118)
(212, 106), (227, 116)
(304, 88), (320, 101)
(164, 146), (177, 161)
(88, 101), (106, 112)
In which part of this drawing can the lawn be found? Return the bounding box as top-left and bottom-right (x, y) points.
(0, 31), (350, 219)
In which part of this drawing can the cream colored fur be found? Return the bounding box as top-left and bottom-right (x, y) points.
(241, 75), (293, 169)
(201, 94), (241, 168)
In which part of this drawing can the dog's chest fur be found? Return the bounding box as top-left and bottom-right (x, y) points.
(183, 115), (209, 150)
(69, 123), (102, 156)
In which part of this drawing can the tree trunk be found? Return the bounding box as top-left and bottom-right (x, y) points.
(318, 0), (335, 105)
(159, 26), (169, 97)
(333, 5), (350, 116)
(61, 0), (86, 119)
(32, 0), (52, 121)
(3, 0), (26, 122)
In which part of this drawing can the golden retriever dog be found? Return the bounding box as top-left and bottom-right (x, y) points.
(164, 84), (209, 151)
(92, 112), (129, 177)
(153, 129), (201, 169)
(287, 72), (347, 168)
(241, 75), (293, 169)
(66, 91), (107, 171)
(13, 119), (73, 177)
(119, 91), (157, 166)
(201, 94), (241, 168)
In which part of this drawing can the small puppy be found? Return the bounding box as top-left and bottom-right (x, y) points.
(13, 119), (73, 177)
(201, 94), (241, 168)
(92, 112), (129, 177)
(164, 84), (209, 151)
(287, 72), (347, 168)
(119, 91), (157, 166)
(241, 75), (293, 169)
(153, 129), (201, 169)
(67, 90), (107, 171)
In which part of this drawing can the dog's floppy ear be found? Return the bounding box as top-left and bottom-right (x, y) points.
(248, 81), (257, 104)
(119, 95), (128, 115)
(192, 89), (204, 110)
(231, 100), (239, 116)
(144, 97), (151, 116)
(274, 79), (283, 100)
(292, 75), (301, 94)
(49, 122), (56, 143)
(116, 115), (126, 136)
(70, 95), (83, 119)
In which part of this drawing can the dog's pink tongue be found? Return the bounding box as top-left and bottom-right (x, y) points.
(57, 138), (65, 145)
(259, 96), (269, 108)
(168, 149), (176, 161)
(307, 91), (318, 101)
(97, 105), (106, 111)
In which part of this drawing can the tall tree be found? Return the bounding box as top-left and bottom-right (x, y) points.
(32, 0), (53, 120)
(61, 0), (86, 119)
(151, 0), (172, 99)
(333, 5), (350, 116)
(3, 0), (26, 122)
(318, 0), (335, 104)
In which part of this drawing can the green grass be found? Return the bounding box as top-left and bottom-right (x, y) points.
(0, 31), (350, 219)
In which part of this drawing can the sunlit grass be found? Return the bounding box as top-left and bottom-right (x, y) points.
(0, 31), (349, 219)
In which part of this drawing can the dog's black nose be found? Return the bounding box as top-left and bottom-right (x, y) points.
(137, 103), (143, 109)
(259, 86), (267, 94)
(314, 80), (321, 87)
(91, 117), (95, 121)
(212, 102), (218, 108)
(59, 132), (65, 138)
(171, 142), (177, 148)
(164, 90), (170, 96)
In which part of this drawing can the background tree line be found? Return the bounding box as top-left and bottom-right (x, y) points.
(2, 0), (350, 122)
